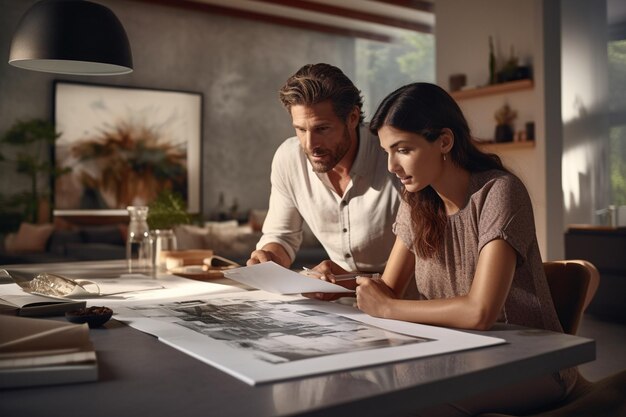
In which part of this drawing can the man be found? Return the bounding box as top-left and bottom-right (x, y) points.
(247, 63), (400, 278)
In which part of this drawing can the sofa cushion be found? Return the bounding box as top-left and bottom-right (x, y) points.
(80, 226), (125, 245)
(174, 225), (208, 250)
(65, 243), (126, 261)
(174, 223), (260, 262)
(48, 229), (82, 256)
(4, 222), (55, 254)
(245, 209), (321, 248)
(205, 224), (260, 260)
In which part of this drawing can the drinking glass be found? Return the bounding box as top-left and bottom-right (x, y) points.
(151, 229), (177, 272)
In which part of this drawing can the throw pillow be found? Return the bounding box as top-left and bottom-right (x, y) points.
(4, 222), (55, 253)
(204, 223), (259, 260)
(174, 224), (210, 250)
(173, 223), (261, 261)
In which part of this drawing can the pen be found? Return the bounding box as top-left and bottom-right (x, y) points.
(301, 267), (378, 281)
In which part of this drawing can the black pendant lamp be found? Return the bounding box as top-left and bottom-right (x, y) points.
(8, 0), (133, 76)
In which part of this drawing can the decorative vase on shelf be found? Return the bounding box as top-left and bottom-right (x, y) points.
(494, 124), (514, 143)
(494, 104), (517, 143)
(126, 206), (152, 273)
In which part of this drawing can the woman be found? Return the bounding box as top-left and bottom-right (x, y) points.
(355, 82), (576, 416)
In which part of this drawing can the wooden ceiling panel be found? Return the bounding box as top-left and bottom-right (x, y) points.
(130, 0), (434, 41)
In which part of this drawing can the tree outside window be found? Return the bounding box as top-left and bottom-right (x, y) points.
(609, 39), (626, 205)
(356, 32), (435, 121)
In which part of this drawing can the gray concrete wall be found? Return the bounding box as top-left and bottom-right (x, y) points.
(0, 0), (355, 218)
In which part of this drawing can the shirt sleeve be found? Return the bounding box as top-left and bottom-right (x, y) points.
(477, 174), (536, 264)
(255, 142), (304, 262)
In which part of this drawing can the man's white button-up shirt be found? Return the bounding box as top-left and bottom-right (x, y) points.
(257, 127), (400, 272)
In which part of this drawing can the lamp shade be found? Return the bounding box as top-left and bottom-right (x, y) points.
(8, 0), (133, 75)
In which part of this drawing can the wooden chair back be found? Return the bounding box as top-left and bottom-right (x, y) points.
(543, 260), (600, 335)
(476, 261), (622, 417)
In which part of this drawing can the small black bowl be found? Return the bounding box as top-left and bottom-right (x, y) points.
(65, 306), (113, 328)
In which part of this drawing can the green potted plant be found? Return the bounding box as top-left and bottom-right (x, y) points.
(147, 189), (192, 230)
(147, 190), (192, 271)
(0, 119), (70, 228)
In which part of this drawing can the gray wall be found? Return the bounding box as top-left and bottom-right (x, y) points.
(0, 0), (356, 218)
(561, 0), (610, 226)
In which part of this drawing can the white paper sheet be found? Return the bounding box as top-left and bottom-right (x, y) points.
(0, 274), (245, 307)
(223, 262), (354, 294)
(114, 291), (506, 385)
(72, 276), (165, 297)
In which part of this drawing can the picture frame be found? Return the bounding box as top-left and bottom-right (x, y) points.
(53, 81), (202, 216)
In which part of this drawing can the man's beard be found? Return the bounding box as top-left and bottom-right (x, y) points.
(307, 125), (352, 173)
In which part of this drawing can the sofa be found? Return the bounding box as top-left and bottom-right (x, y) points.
(173, 220), (328, 268)
(0, 222), (126, 265)
(0, 220), (328, 268)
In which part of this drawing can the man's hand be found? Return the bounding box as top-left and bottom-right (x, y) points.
(302, 260), (354, 301)
(304, 260), (348, 282)
(246, 243), (291, 268)
(247, 249), (276, 265)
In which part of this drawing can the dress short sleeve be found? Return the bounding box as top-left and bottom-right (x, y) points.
(476, 174), (536, 264)
(392, 200), (415, 253)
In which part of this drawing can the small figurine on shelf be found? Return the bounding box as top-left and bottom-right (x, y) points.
(494, 104), (517, 143)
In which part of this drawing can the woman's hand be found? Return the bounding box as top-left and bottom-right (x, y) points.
(355, 276), (396, 318)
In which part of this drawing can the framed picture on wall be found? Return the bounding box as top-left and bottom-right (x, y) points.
(53, 81), (203, 216)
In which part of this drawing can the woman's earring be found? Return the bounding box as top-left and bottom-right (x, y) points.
(443, 153), (447, 162)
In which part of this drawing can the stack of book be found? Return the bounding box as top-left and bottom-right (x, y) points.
(0, 315), (98, 388)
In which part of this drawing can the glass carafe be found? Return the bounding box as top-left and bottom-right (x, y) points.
(126, 206), (152, 273)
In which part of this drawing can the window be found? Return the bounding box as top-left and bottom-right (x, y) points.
(356, 32), (435, 121)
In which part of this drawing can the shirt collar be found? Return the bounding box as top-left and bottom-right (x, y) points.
(350, 124), (376, 178)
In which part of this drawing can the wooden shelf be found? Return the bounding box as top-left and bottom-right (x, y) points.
(451, 79), (533, 100)
(474, 140), (535, 152)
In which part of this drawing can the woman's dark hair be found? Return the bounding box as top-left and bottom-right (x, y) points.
(369, 82), (505, 258)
